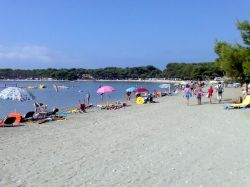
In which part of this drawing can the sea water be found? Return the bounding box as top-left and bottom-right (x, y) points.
(0, 81), (172, 118)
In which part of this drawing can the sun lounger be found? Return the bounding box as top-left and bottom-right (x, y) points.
(224, 95), (250, 109)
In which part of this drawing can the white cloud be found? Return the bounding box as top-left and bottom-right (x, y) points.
(0, 44), (81, 69)
(0, 44), (54, 62)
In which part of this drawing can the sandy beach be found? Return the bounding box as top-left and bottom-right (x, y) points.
(1, 88), (250, 186)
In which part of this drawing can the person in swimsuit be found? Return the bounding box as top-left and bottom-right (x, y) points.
(183, 84), (191, 106)
(207, 86), (213, 104)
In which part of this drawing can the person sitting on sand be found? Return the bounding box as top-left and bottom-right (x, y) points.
(34, 102), (47, 113)
(78, 101), (86, 113)
(135, 92), (141, 98)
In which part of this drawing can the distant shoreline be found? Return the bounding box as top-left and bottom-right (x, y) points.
(0, 79), (181, 84)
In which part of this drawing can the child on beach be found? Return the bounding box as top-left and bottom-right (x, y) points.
(195, 85), (203, 105)
(183, 84), (192, 105)
(207, 86), (213, 104)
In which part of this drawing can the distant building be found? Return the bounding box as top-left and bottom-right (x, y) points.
(81, 74), (94, 80)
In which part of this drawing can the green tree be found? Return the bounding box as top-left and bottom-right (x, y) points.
(214, 19), (250, 80)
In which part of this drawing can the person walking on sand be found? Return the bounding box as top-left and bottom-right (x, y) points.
(207, 86), (213, 104)
(196, 85), (203, 105)
(183, 84), (192, 105)
(217, 82), (223, 103)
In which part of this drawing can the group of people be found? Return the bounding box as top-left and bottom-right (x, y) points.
(183, 81), (224, 105)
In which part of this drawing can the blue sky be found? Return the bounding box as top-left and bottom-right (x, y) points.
(0, 0), (249, 69)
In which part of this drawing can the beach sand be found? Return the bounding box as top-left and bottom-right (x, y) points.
(1, 88), (250, 186)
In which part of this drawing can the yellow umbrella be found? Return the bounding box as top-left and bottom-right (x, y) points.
(136, 97), (145, 104)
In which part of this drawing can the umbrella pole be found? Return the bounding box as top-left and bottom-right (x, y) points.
(106, 94), (109, 106)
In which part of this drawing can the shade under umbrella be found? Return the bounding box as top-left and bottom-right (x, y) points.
(96, 86), (115, 94)
(0, 87), (35, 102)
(135, 88), (149, 93)
(126, 87), (137, 92)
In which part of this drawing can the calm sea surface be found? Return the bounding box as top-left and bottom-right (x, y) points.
(0, 81), (171, 118)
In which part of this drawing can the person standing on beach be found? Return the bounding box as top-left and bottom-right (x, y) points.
(85, 92), (90, 105)
(190, 81), (195, 96)
(183, 84), (191, 105)
(217, 82), (223, 103)
(195, 85), (203, 105)
(207, 86), (213, 104)
(242, 82), (248, 98)
(126, 91), (132, 101)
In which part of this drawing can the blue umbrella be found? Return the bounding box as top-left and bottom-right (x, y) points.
(126, 87), (137, 92)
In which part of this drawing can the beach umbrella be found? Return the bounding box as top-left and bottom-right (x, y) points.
(126, 87), (137, 92)
(96, 86), (115, 94)
(159, 84), (171, 93)
(97, 86), (115, 104)
(135, 88), (149, 93)
(0, 87), (35, 102)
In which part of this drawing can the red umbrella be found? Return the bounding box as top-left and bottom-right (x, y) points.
(135, 88), (149, 93)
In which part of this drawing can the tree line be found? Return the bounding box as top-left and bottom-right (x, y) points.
(0, 62), (222, 81)
(0, 66), (162, 80)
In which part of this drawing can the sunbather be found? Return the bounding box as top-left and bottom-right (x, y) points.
(224, 95), (250, 109)
(34, 102), (47, 113)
